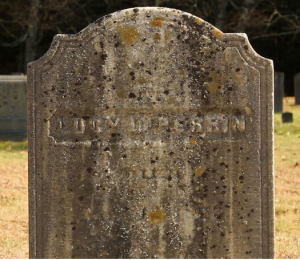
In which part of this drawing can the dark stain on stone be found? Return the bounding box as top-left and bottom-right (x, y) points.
(101, 54), (108, 60)
(129, 92), (136, 98)
(104, 147), (110, 151)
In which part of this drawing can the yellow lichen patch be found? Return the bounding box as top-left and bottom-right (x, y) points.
(195, 167), (204, 176)
(105, 20), (113, 28)
(139, 77), (147, 84)
(233, 69), (247, 86)
(167, 97), (176, 105)
(154, 33), (161, 40)
(206, 71), (227, 93)
(212, 28), (224, 40)
(117, 25), (140, 45)
(194, 17), (204, 25)
(190, 137), (197, 144)
(149, 209), (165, 224)
(165, 33), (170, 41)
(83, 209), (91, 220)
(151, 17), (164, 27)
(179, 70), (187, 78)
(245, 106), (252, 115)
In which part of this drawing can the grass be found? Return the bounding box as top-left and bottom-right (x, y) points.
(0, 139), (28, 258)
(275, 97), (300, 258)
(1, 98), (300, 258)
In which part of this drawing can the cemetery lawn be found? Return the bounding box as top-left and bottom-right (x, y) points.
(275, 97), (300, 258)
(0, 140), (28, 258)
(1, 98), (300, 258)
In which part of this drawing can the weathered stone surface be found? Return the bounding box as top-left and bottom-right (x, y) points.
(294, 72), (300, 105)
(274, 71), (284, 113)
(28, 7), (274, 259)
(0, 75), (27, 137)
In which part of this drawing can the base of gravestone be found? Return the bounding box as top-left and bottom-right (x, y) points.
(282, 112), (293, 123)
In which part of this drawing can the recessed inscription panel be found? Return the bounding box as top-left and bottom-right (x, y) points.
(48, 112), (247, 143)
(28, 7), (274, 259)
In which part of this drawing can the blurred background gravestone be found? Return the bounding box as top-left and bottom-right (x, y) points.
(0, 75), (27, 141)
(294, 72), (300, 105)
(28, 7), (274, 259)
(274, 71), (284, 113)
(282, 112), (293, 123)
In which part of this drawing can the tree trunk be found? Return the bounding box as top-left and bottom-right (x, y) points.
(24, 0), (40, 72)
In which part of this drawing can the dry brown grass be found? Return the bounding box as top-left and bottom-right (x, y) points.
(0, 148), (28, 259)
(275, 97), (300, 258)
(1, 98), (300, 258)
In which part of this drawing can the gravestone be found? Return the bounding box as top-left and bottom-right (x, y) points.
(294, 72), (300, 105)
(274, 71), (284, 113)
(28, 7), (274, 259)
(0, 75), (27, 140)
(282, 112), (293, 123)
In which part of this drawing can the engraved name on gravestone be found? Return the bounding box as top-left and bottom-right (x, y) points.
(28, 7), (274, 259)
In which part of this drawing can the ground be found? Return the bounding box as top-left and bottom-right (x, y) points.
(0, 98), (300, 258)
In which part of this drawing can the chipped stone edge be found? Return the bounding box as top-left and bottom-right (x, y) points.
(27, 7), (275, 258)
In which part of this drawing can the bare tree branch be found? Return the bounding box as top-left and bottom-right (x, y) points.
(250, 29), (300, 40)
(0, 32), (28, 47)
(0, 23), (18, 40)
(228, 0), (239, 10)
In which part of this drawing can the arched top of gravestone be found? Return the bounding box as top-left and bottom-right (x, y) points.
(28, 7), (271, 71)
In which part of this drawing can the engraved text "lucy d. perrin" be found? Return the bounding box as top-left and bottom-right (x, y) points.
(51, 114), (246, 136)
